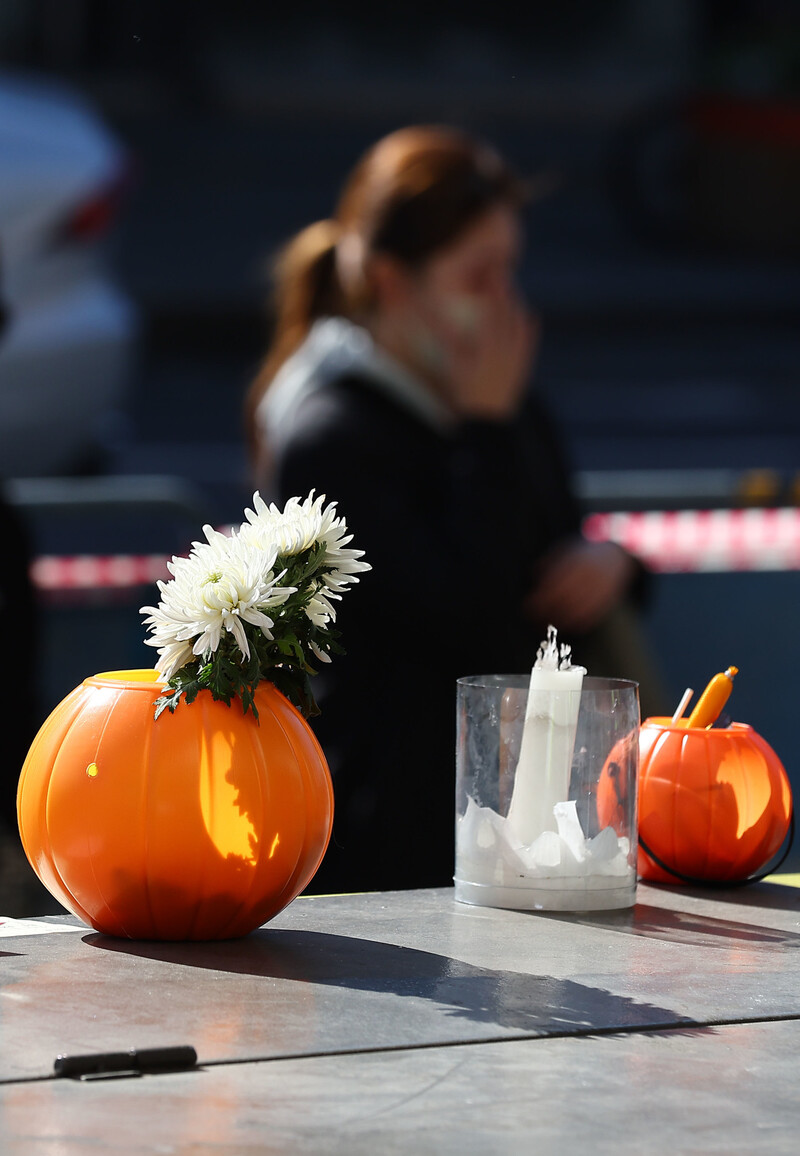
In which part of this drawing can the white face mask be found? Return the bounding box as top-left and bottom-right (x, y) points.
(438, 293), (484, 337)
(407, 293), (486, 377)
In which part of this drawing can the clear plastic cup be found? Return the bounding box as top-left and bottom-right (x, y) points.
(455, 674), (640, 911)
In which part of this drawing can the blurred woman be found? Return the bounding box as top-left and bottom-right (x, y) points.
(245, 125), (664, 893)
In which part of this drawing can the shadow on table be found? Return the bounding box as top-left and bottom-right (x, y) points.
(84, 928), (700, 1040)
(640, 880), (800, 914)
(544, 901), (800, 950)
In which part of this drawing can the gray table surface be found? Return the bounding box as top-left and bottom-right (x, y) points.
(3, 882), (800, 1153)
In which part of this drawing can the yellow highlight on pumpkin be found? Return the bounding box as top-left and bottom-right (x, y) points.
(199, 729), (258, 864)
(86, 763), (99, 778)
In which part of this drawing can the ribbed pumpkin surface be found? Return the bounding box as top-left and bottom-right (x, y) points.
(17, 670), (333, 939)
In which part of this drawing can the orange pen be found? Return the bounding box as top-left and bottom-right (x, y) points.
(686, 666), (738, 729)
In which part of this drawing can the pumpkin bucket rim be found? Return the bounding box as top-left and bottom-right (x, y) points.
(642, 717), (755, 735)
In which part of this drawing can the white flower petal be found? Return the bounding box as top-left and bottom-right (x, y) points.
(310, 640), (332, 664)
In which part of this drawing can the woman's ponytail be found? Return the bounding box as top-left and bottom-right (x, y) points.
(245, 219), (344, 469)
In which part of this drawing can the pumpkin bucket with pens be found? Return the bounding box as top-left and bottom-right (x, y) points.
(599, 665), (794, 886)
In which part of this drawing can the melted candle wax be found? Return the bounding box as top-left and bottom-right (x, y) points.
(456, 627), (633, 903)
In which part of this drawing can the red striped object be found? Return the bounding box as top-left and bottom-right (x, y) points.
(584, 508), (800, 573)
(29, 508), (800, 594)
(31, 554), (171, 592)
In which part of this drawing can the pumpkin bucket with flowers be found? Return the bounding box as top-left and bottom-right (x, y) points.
(17, 492), (369, 940)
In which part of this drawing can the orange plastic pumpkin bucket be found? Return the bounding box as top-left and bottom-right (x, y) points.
(17, 669), (334, 939)
(636, 718), (793, 885)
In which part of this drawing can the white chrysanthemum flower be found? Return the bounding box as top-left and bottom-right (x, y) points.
(140, 526), (295, 679)
(241, 491), (322, 555)
(241, 491), (370, 623)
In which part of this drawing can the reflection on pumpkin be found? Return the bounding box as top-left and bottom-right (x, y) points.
(16, 670), (334, 940)
(596, 729), (639, 839)
(199, 727), (258, 864)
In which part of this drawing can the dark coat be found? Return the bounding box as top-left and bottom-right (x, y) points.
(0, 493), (39, 832)
(271, 370), (612, 893)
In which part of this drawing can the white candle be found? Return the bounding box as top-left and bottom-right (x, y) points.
(506, 625), (585, 845)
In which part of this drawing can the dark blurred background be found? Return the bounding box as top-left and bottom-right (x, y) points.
(1, 1), (799, 899)
(4, 1), (798, 484)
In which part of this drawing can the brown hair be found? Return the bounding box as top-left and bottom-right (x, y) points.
(244, 125), (524, 465)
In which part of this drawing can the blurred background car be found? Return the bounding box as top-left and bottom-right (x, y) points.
(0, 68), (139, 478)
